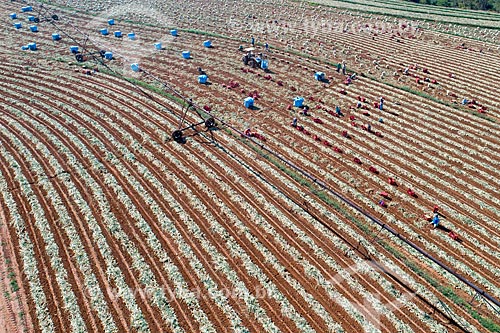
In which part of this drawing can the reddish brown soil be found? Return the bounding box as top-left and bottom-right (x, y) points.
(0, 0), (499, 332)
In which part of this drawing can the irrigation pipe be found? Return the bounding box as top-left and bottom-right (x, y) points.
(31, 0), (500, 315)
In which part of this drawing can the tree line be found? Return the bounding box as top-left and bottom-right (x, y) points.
(403, 0), (500, 11)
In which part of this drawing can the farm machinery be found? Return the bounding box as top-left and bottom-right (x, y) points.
(70, 37), (110, 63)
(33, 14), (59, 23)
(171, 99), (217, 143)
(73, 49), (107, 63)
(31, 4), (59, 23)
(242, 48), (270, 72)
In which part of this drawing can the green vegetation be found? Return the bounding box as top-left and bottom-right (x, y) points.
(8, 269), (19, 293)
(301, 0), (500, 29)
(402, 0), (500, 11)
(10, 279), (19, 293)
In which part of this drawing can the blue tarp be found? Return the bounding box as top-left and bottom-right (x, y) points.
(314, 72), (325, 81)
(244, 97), (254, 108)
(198, 75), (208, 84)
(131, 63), (140, 72)
(294, 97), (304, 107)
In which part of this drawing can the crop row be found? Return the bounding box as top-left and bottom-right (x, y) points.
(0, 59), (468, 330)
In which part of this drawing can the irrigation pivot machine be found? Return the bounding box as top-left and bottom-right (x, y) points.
(171, 99), (216, 143)
(32, 4), (59, 23)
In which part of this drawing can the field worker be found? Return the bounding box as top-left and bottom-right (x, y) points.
(336, 62), (341, 73)
(367, 123), (372, 132)
(379, 96), (384, 110)
(431, 213), (440, 228)
(462, 97), (468, 105)
(303, 105), (309, 116)
(342, 61), (347, 75)
(251, 36), (255, 46)
(335, 105), (342, 116)
(265, 42), (269, 51)
(291, 117), (297, 127)
(403, 67), (409, 75)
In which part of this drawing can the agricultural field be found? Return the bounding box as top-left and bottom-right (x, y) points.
(0, 0), (499, 332)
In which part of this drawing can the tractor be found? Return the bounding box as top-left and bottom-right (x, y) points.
(242, 49), (269, 72)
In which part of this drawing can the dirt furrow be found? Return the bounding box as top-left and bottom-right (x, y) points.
(0, 124), (79, 332)
(76, 69), (452, 327)
(109, 55), (500, 284)
(1, 102), (132, 332)
(0, 112), (110, 332)
(5, 81), (256, 333)
(0, 92), (168, 332)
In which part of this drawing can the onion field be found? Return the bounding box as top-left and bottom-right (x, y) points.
(1, 0), (499, 332)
